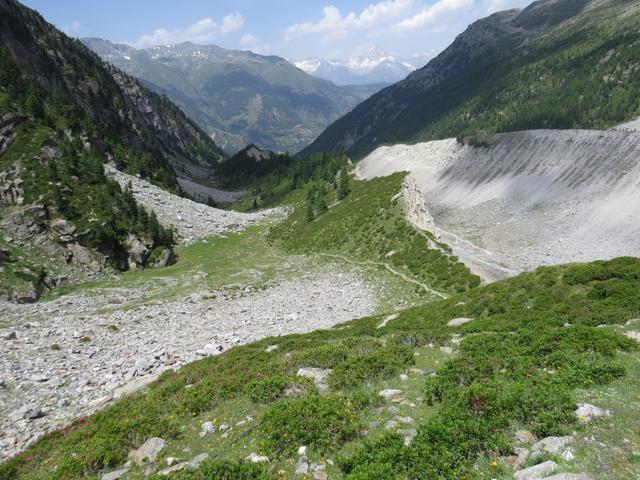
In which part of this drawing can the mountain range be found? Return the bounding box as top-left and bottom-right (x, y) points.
(293, 47), (430, 85)
(305, 0), (640, 159)
(83, 39), (374, 154)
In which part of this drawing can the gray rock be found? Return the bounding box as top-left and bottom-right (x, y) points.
(2, 331), (17, 340)
(246, 452), (269, 463)
(539, 474), (593, 480)
(297, 367), (332, 394)
(295, 456), (309, 477)
(195, 343), (224, 357)
(515, 429), (536, 444)
(187, 453), (209, 469)
(398, 428), (417, 445)
(447, 317), (473, 327)
(532, 436), (572, 456)
(51, 219), (76, 237)
(101, 468), (130, 480)
(201, 421), (215, 435)
(9, 403), (43, 421)
(378, 389), (402, 400)
(575, 403), (610, 422)
(514, 461), (558, 480)
(149, 248), (174, 268)
(129, 437), (166, 465)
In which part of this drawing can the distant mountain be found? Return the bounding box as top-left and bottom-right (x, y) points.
(83, 39), (364, 154)
(304, 0), (640, 159)
(294, 47), (430, 85)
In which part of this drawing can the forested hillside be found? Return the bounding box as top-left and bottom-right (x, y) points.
(304, 0), (640, 159)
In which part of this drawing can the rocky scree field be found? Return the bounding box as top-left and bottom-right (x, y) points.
(2, 255), (640, 480)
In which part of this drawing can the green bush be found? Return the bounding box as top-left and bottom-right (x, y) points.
(330, 344), (415, 390)
(244, 375), (292, 403)
(258, 395), (361, 456)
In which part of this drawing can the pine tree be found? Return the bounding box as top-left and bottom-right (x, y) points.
(337, 168), (350, 200)
(315, 196), (328, 215)
(305, 202), (315, 222)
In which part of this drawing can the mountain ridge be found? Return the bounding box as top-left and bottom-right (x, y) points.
(83, 38), (367, 154)
(303, 0), (640, 159)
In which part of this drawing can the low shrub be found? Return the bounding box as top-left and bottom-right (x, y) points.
(258, 394), (361, 456)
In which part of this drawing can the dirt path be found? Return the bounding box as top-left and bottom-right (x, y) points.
(315, 252), (448, 299)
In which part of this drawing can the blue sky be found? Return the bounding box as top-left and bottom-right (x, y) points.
(21, 0), (529, 60)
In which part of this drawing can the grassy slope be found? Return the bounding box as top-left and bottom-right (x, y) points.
(269, 173), (480, 297)
(2, 253), (639, 479)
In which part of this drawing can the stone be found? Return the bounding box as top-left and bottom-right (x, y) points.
(195, 343), (224, 357)
(398, 428), (418, 445)
(125, 234), (149, 266)
(440, 346), (455, 354)
(297, 367), (332, 394)
(399, 373), (409, 381)
(158, 463), (186, 476)
(9, 403), (43, 421)
(219, 422), (230, 432)
(295, 456), (309, 477)
(201, 421), (215, 436)
(378, 389), (402, 400)
(396, 416), (414, 424)
(265, 344), (279, 352)
(128, 437), (166, 465)
(625, 331), (640, 342)
(515, 429), (536, 444)
(313, 472), (328, 480)
(539, 474), (593, 480)
(514, 461), (558, 480)
(187, 453), (209, 469)
(149, 248), (174, 268)
(575, 403), (611, 423)
(409, 368), (425, 376)
(2, 331), (17, 340)
(51, 218), (76, 236)
(102, 469), (130, 480)
(246, 452), (269, 463)
(298, 446), (307, 455)
(447, 317), (473, 327)
(532, 436), (572, 456)
(504, 447), (529, 469)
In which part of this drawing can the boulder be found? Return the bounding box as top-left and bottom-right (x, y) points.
(514, 461), (558, 480)
(149, 248), (174, 268)
(575, 403), (611, 423)
(297, 367), (332, 394)
(447, 317), (473, 327)
(187, 453), (209, 469)
(246, 452), (269, 463)
(539, 474), (593, 480)
(295, 456), (309, 477)
(9, 403), (43, 421)
(128, 437), (166, 465)
(2, 331), (17, 340)
(101, 469), (130, 480)
(532, 436), (572, 456)
(378, 389), (403, 400)
(51, 218), (76, 236)
(125, 234), (149, 266)
(195, 343), (224, 357)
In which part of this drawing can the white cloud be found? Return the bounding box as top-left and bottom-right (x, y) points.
(134, 13), (244, 48)
(220, 13), (245, 34)
(62, 20), (83, 36)
(240, 33), (258, 47)
(285, 0), (415, 42)
(395, 0), (476, 31)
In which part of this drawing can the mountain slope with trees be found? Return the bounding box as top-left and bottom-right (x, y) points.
(83, 39), (364, 154)
(304, 0), (640, 159)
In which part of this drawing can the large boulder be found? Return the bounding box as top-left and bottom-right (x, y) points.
(128, 437), (166, 465)
(51, 218), (76, 237)
(125, 234), (149, 268)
